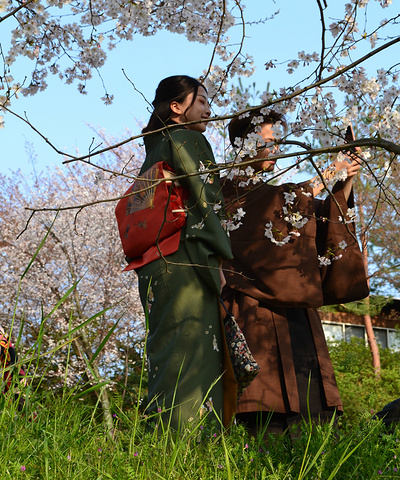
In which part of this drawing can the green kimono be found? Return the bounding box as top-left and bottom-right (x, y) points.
(137, 126), (232, 429)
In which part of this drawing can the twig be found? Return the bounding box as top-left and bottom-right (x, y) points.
(0, 0), (36, 23)
(316, 0), (327, 80)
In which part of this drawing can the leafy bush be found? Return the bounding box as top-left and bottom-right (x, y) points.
(329, 338), (400, 424)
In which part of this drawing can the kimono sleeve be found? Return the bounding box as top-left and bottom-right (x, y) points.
(314, 183), (369, 305)
(168, 129), (233, 261)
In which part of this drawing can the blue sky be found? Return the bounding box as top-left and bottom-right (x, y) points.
(1, 0), (398, 176)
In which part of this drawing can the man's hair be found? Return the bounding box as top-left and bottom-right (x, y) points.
(228, 108), (286, 146)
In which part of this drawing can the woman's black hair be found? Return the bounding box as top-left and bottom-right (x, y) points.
(228, 108), (286, 146)
(142, 75), (206, 133)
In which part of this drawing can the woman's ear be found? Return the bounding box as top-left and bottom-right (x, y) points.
(170, 101), (182, 116)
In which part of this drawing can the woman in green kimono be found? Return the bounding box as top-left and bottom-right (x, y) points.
(127, 76), (233, 429)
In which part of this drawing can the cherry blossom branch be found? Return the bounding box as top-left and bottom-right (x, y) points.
(307, 155), (358, 242)
(201, 0), (227, 81)
(265, 35), (400, 109)
(3, 30), (400, 170)
(21, 137), (390, 216)
(358, 154), (400, 215)
(21, 134), (400, 217)
(0, 0), (36, 23)
(121, 70), (154, 113)
(62, 117), (400, 169)
(225, 137), (361, 242)
(58, 35), (400, 166)
(1, 104), (136, 178)
(203, 0), (250, 103)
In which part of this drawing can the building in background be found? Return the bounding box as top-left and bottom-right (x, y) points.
(320, 298), (400, 351)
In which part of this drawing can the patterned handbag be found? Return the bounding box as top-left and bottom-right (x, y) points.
(220, 299), (260, 400)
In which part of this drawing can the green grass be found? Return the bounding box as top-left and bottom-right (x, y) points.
(1, 389), (400, 479)
(3, 314), (400, 479)
(5, 218), (400, 477)
(3, 317), (400, 479)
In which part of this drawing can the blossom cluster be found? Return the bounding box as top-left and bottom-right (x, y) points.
(0, 131), (145, 389)
(225, 165), (263, 188)
(1, 0), (250, 106)
(318, 241), (348, 267)
(221, 207), (246, 233)
(263, 189), (310, 246)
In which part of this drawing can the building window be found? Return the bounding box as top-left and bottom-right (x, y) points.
(373, 328), (388, 349)
(388, 330), (400, 351)
(345, 325), (365, 343)
(323, 323), (344, 342)
(322, 322), (400, 352)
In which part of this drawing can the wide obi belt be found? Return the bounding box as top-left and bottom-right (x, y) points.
(115, 161), (189, 270)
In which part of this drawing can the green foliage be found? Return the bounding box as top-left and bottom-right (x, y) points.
(320, 295), (392, 317)
(329, 338), (400, 424)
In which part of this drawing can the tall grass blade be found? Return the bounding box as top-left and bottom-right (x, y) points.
(59, 303), (117, 342)
(75, 381), (110, 399)
(326, 420), (380, 479)
(41, 280), (80, 323)
(89, 314), (123, 366)
(20, 212), (58, 281)
(221, 432), (233, 480)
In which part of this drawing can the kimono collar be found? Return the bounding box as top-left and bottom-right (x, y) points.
(144, 123), (186, 154)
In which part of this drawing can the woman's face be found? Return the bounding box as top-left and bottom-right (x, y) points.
(170, 86), (211, 132)
(251, 123), (279, 173)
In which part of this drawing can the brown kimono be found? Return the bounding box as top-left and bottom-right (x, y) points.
(221, 177), (369, 431)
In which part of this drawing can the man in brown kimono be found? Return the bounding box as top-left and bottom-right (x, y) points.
(221, 110), (369, 435)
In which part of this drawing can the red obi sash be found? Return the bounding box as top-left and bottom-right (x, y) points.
(115, 162), (188, 270)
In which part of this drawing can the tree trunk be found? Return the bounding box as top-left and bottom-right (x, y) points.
(49, 231), (116, 436)
(77, 325), (115, 438)
(362, 296), (381, 378)
(358, 193), (381, 377)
